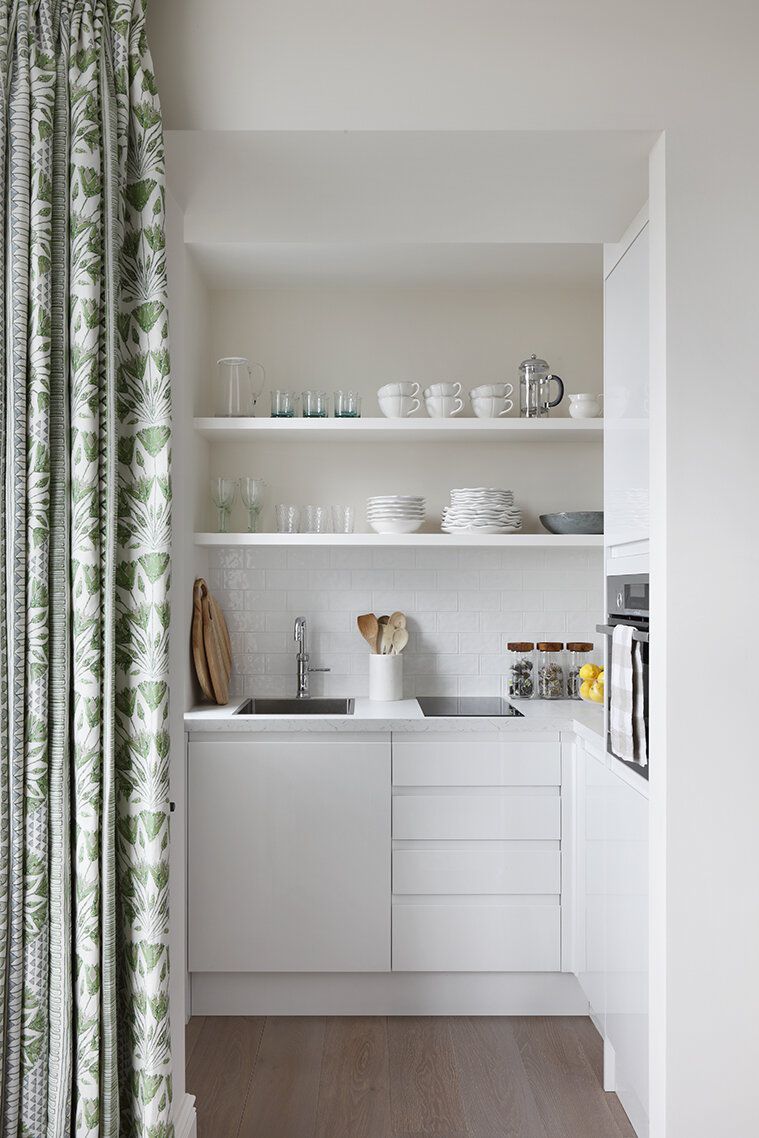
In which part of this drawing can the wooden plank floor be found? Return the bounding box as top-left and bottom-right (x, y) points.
(186, 1015), (637, 1138)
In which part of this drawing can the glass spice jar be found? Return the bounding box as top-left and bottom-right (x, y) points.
(536, 642), (565, 699)
(566, 642), (594, 700)
(506, 642), (535, 700)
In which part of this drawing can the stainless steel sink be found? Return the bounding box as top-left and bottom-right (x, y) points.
(235, 697), (355, 716)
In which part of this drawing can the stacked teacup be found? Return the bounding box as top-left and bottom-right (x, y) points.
(424, 383), (463, 418)
(378, 383), (421, 418)
(470, 383), (514, 418)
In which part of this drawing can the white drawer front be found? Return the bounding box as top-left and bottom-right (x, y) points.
(392, 847), (561, 895)
(392, 903), (561, 971)
(393, 794), (560, 841)
(393, 740), (561, 787)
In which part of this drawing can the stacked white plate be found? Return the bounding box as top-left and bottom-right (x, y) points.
(367, 495), (425, 534)
(442, 487), (522, 534)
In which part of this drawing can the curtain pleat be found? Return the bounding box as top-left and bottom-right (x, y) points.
(0, 3), (172, 1135)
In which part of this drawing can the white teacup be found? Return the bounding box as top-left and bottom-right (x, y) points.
(424, 382), (462, 399)
(568, 392), (603, 419)
(378, 382), (420, 399)
(379, 394), (421, 418)
(470, 383), (514, 399)
(471, 396), (514, 418)
(425, 395), (463, 418)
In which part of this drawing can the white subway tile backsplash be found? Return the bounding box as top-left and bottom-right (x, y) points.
(459, 590), (500, 611)
(394, 569), (436, 590)
(210, 545), (603, 701)
(245, 547), (286, 570)
(372, 591), (416, 614)
(309, 569), (352, 590)
(436, 569), (479, 591)
(479, 570), (523, 589)
(542, 589), (588, 612)
(415, 590), (458, 611)
(265, 568), (308, 590)
(351, 569), (394, 591)
(330, 547), (373, 569)
(372, 548), (415, 569)
(459, 632), (502, 654)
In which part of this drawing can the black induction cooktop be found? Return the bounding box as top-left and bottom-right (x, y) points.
(417, 697), (524, 718)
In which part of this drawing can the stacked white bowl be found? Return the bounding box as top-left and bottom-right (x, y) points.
(442, 487), (522, 534)
(367, 495), (425, 534)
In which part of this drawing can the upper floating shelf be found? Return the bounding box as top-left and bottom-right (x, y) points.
(193, 417), (603, 444)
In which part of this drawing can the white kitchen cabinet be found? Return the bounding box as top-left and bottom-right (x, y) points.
(604, 208), (650, 565)
(188, 734), (391, 972)
(391, 732), (563, 972)
(573, 734), (649, 1137)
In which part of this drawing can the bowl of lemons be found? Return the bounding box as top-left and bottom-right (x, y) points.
(579, 662), (604, 703)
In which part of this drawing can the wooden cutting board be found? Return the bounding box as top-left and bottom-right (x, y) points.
(192, 578), (232, 704)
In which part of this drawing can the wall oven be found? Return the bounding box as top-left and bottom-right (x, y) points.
(597, 573), (649, 779)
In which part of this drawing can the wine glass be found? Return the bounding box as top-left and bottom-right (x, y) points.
(210, 477), (237, 533)
(240, 477), (267, 533)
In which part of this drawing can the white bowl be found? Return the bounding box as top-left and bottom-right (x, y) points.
(369, 518), (424, 534)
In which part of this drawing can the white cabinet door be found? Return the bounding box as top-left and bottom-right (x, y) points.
(393, 903), (561, 972)
(574, 736), (649, 1137)
(604, 217), (650, 554)
(188, 736), (391, 972)
(605, 767), (649, 1136)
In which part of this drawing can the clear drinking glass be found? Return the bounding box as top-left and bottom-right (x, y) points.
(210, 477), (237, 533)
(331, 505), (355, 533)
(275, 504), (300, 533)
(240, 477), (267, 533)
(302, 390), (329, 418)
(334, 390), (361, 418)
(271, 390), (299, 418)
(302, 505), (331, 533)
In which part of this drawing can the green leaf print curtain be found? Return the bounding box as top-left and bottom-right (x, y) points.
(0, 2), (172, 1135)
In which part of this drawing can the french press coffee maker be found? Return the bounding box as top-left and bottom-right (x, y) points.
(519, 354), (565, 418)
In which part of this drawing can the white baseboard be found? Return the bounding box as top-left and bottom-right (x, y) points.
(190, 971), (588, 1016)
(173, 1091), (197, 1138)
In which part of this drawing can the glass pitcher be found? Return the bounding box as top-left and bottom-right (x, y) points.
(519, 354), (565, 418)
(216, 357), (266, 416)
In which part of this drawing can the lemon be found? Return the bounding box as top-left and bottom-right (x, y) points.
(588, 682), (604, 703)
(580, 679), (593, 700)
(579, 663), (600, 681)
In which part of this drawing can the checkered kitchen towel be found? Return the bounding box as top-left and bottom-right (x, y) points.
(632, 640), (648, 766)
(610, 624), (635, 762)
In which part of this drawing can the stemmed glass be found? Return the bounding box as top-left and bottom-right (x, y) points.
(210, 477), (237, 533)
(240, 477), (267, 533)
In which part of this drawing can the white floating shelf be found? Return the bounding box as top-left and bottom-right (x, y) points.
(194, 416), (603, 444)
(194, 532), (603, 548)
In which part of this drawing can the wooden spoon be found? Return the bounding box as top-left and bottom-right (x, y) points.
(357, 613), (379, 653)
(380, 620), (396, 655)
(389, 611), (406, 631)
(391, 627), (409, 655)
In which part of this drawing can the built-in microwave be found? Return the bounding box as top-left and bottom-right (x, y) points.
(597, 573), (649, 779)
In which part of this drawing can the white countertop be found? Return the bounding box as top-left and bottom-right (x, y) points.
(184, 696), (604, 744)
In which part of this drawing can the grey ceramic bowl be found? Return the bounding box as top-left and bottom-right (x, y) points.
(540, 511), (604, 535)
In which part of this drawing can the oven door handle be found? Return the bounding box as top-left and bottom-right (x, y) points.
(596, 623), (650, 644)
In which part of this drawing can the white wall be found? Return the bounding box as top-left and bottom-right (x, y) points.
(151, 4), (759, 1135)
(165, 190), (212, 1127)
(207, 283), (602, 415)
(202, 283), (603, 534)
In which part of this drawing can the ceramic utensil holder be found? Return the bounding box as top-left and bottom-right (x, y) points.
(369, 653), (403, 701)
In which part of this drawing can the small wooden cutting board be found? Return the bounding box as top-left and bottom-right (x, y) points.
(192, 578), (232, 704)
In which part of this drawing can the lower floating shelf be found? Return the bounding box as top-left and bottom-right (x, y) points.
(194, 532), (603, 548)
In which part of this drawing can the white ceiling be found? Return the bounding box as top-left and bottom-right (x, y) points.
(189, 242), (602, 289)
(167, 129), (650, 287)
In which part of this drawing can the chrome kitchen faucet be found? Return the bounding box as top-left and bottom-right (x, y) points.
(294, 616), (330, 699)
